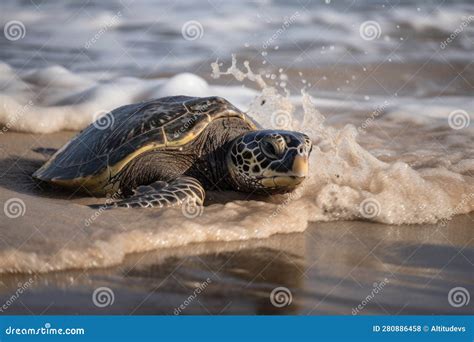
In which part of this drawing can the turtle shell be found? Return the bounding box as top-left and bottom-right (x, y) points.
(33, 96), (257, 192)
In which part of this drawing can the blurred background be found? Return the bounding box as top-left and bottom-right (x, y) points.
(0, 0), (472, 315)
(1, 0), (473, 98)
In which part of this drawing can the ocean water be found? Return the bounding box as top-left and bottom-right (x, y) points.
(0, 0), (473, 273)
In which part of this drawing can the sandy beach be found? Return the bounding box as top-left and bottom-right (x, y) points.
(0, 0), (473, 318)
(0, 131), (472, 315)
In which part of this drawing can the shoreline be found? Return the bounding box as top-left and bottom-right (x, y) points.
(0, 130), (472, 314)
(0, 216), (472, 314)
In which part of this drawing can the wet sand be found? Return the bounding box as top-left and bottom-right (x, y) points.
(0, 219), (473, 315)
(0, 131), (472, 315)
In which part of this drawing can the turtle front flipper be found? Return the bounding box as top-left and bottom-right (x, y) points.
(91, 176), (205, 209)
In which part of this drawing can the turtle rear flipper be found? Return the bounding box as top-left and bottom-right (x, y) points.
(90, 176), (205, 209)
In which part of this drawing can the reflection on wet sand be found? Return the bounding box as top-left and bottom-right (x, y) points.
(1, 216), (472, 315)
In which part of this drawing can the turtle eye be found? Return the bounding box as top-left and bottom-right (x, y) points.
(261, 139), (284, 159)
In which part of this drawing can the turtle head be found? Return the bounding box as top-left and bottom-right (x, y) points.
(227, 130), (312, 193)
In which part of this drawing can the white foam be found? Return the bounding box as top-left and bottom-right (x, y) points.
(0, 59), (473, 273)
(0, 64), (258, 133)
(209, 58), (474, 226)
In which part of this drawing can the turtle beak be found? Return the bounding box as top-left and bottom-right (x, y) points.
(292, 154), (308, 178)
(258, 153), (308, 190)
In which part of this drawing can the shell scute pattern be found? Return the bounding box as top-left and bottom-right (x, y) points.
(34, 96), (252, 182)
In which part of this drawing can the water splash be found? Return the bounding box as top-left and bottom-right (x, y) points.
(210, 56), (474, 225)
(0, 57), (473, 273)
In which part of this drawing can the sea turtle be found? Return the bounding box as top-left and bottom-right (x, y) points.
(33, 96), (312, 208)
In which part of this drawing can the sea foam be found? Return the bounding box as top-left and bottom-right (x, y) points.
(0, 58), (472, 273)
